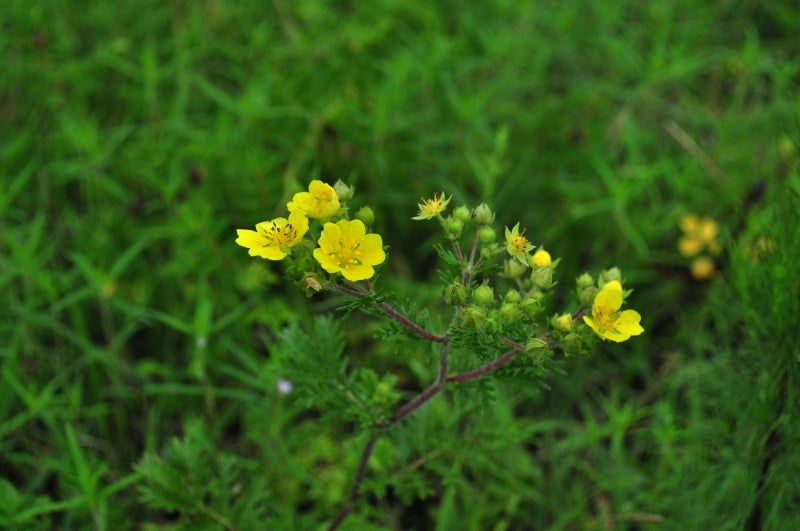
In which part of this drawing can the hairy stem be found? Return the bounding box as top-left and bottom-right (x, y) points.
(446, 348), (519, 383)
(330, 282), (448, 343)
(327, 436), (378, 531)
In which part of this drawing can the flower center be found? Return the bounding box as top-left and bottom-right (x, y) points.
(592, 308), (618, 332)
(264, 221), (297, 247)
(509, 235), (529, 254)
(336, 238), (363, 265)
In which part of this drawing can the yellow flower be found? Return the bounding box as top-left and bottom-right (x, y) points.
(235, 211), (309, 260)
(287, 180), (340, 219)
(690, 256), (716, 280)
(530, 248), (552, 268)
(313, 219), (386, 281)
(678, 213), (720, 257)
(412, 192), (451, 220)
(582, 280), (643, 342)
(505, 223), (533, 264)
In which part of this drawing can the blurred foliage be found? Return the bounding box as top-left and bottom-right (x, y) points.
(1, 0), (798, 529)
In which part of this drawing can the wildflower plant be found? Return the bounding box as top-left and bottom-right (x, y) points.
(234, 182), (644, 528)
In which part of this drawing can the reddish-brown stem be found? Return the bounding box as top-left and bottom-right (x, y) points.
(446, 348), (519, 383)
(385, 382), (442, 426)
(327, 437), (378, 531)
(453, 241), (464, 263)
(500, 335), (526, 351)
(329, 283), (448, 343)
(376, 301), (448, 343)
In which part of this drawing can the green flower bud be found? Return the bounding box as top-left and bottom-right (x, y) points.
(576, 272), (594, 289)
(480, 246), (495, 262)
(444, 216), (464, 237)
(598, 267), (622, 287)
(525, 337), (551, 362)
(578, 286), (598, 307)
(443, 282), (468, 306)
(472, 203), (495, 225)
(531, 266), (554, 290)
(484, 314), (500, 335)
(499, 303), (520, 324)
(562, 332), (583, 357)
(504, 289), (522, 304)
(453, 205), (472, 223)
(355, 206), (375, 225)
(375, 381), (392, 399)
(460, 306), (485, 328)
(478, 225), (496, 244)
(333, 179), (355, 200)
(502, 259), (528, 279)
(519, 297), (543, 317)
(472, 284), (494, 306)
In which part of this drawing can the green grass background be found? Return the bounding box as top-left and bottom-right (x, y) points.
(2, 0), (798, 529)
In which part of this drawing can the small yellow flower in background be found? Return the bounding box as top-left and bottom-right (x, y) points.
(313, 219), (386, 281)
(678, 213), (720, 257)
(530, 248), (552, 268)
(287, 180), (340, 219)
(505, 223), (534, 264)
(742, 236), (776, 262)
(583, 280), (643, 342)
(690, 256), (716, 280)
(235, 211), (309, 260)
(678, 213), (721, 281)
(412, 192), (451, 220)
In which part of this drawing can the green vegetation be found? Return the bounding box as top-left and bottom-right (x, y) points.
(2, 1), (798, 529)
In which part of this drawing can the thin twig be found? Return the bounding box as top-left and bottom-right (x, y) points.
(446, 348), (520, 383)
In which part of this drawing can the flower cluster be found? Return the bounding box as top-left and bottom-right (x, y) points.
(678, 213), (720, 280)
(413, 192), (643, 347)
(236, 180), (386, 282)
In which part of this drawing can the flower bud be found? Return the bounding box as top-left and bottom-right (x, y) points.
(484, 313), (500, 335)
(460, 306), (485, 328)
(578, 286), (598, 307)
(333, 179), (354, 200)
(576, 272), (594, 289)
(478, 225), (496, 244)
(562, 332), (583, 357)
(504, 289), (522, 304)
(525, 337), (551, 362)
(498, 303), (520, 324)
(480, 246), (494, 262)
(519, 297), (543, 317)
(598, 267), (622, 287)
(502, 259), (527, 279)
(375, 381), (393, 400)
(552, 313), (573, 331)
(472, 284), (494, 306)
(531, 266), (554, 290)
(530, 248), (552, 268)
(472, 203), (495, 225)
(453, 205), (472, 223)
(443, 282), (468, 306)
(444, 216), (464, 238)
(355, 206), (375, 225)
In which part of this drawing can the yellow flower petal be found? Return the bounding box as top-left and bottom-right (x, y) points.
(614, 309), (644, 337)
